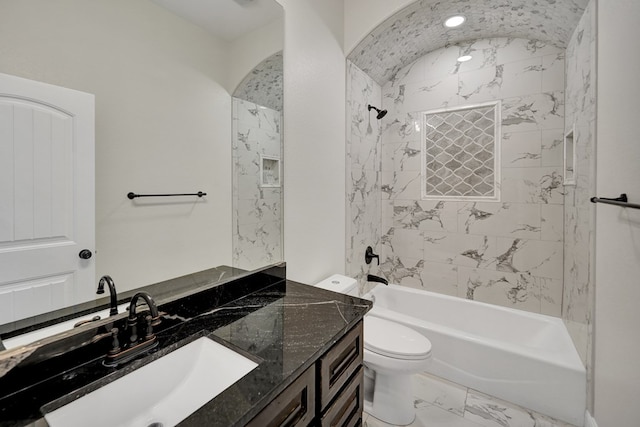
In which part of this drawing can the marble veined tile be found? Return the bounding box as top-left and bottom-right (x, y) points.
(458, 202), (541, 240)
(458, 66), (503, 104)
(394, 200), (458, 232)
(233, 220), (282, 271)
(456, 39), (500, 75)
(402, 75), (461, 113)
(501, 167), (564, 205)
(541, 129), (564, 167)
(380, 111), (421, 145)
(350, 134), (380, 171)
(236, 100), (280, 133)
(419, 261), (458, 296)
(539, 276), (563, 317)
(378, 255), (425, 288)
(384, 227), (424, 260)
(381, 170), (421, 200)
(502, 92), (565, 132)
(422, 232), (497, 269)
(236, 198), (280, 225)
(464, 389), (578, 427)
(499, 56), (544, 99)
(416, 405), (486, 427)
(419, 45), (460, 83)
(542, 53), (566, 93)
(382, 140), (421, 173)
(457, 267), (541, 313)
(541, 204), (563, 242)
(502, 130), (542, 168)
(414, 372), (468, 416)
(495, 39), (564, 67)
(496, 237), (563, 280)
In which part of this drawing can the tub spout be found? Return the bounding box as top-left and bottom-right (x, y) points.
(367, 274), (388, 286)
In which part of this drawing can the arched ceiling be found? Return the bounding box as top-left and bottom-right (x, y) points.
(233, 51), (283, 111)
(347, 0), (589, 86)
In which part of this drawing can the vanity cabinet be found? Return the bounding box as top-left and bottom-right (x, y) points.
(245, 365), (316, 427)
(246, 321), (364, 427)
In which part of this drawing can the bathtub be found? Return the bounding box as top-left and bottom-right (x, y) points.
(365, 284), (586, 426)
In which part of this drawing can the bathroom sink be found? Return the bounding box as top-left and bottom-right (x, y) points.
(44, 336), (259, 427)
(3, 303), (130, 350)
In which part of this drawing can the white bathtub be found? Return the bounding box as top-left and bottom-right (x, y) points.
(365, 284), (586, 426)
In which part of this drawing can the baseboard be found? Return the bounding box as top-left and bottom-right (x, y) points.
(584, 410), (598, 427)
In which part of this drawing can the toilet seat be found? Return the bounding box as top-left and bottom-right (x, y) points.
(364, 316), (431, 360)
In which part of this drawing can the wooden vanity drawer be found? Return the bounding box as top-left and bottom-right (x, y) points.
(246, 365), (316, 427)
(320, 366), (363, 427)
(318, 322), (363, 410)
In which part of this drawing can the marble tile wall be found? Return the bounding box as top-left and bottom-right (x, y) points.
(346, 61), (383, 293)
(232, 98), (283, 270)
(562, 0), (596, 400)
(377, 38), (566, 316)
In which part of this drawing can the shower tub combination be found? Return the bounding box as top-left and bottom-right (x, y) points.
(365, 284), (586, 426)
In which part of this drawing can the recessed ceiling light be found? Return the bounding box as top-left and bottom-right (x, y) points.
(444, 15), (466, 28)
(457, 55), (473, 62)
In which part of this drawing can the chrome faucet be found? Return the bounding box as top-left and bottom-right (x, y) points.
(97, 275), (119, 316)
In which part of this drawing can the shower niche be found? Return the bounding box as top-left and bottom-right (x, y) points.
(564, 126), (576, 186)
(260, 155), (281, 188)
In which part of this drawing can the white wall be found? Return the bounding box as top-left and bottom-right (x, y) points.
(344, 0), (414, 54)
(228, 17), (284, 93)
(594, 0), (640, 425)
(276, 0), (347, 283)
(0, 0), (232, 293)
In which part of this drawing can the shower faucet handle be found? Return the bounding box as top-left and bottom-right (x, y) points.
(365, 246), (380, 265)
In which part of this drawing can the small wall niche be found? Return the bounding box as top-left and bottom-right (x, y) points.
(564, 127), (576, 186)
(260, 154), (281, 187)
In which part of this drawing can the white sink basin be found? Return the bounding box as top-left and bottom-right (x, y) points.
(44, 336), (258, 427)
(3, 303), (130, 350)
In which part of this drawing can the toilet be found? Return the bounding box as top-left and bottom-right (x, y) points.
(315, 274), (432, 426)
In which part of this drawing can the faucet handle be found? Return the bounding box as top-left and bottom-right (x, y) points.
(144, 315), (155, 341)
(127, 317), (138, 343)
(91, 328), (121, 355)
(365, 246), (380, 265)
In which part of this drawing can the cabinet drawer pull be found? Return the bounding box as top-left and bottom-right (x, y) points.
(330, 340), (358, 386)
(320, 323), (364, 410)
(278, 388), (309, 427)
(321, 367), (363, 427)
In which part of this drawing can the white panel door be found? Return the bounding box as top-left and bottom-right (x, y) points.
(0, 73), (95, 324)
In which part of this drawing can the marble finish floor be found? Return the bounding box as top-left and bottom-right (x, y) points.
(363, 372), (578, 427)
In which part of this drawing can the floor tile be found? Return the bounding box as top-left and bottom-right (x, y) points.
(413, 372), (468, 416)
(365, 373), (577, 427)
(414, 404), (486, 427)
(463, 389), (578, 427)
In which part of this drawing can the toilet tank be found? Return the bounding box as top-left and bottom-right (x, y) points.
(314, 274), (358, 296)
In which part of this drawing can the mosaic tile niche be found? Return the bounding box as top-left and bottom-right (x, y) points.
(376, 38), (565, 316)
(422, 103), (500, 201)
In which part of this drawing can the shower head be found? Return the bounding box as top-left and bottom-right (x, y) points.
(368, 104), (387, 120)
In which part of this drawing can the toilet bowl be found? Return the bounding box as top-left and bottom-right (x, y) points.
(314, 274), (432, 426)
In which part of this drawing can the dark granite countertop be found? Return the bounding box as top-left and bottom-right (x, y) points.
(0, 264), (371, 427)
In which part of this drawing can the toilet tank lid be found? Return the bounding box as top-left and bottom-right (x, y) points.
(314, 274), (358, 294)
